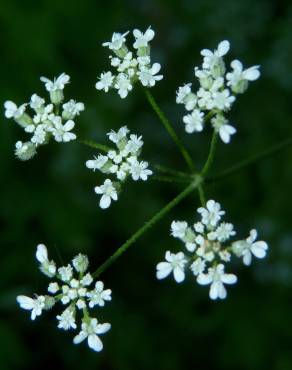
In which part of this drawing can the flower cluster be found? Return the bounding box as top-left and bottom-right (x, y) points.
(86, 126), (153, 209)
(17, 244), (111, 352)
(156, 199), (268, 300)
(4, 73), (84, 160)
(96, 27), (163, 98)
(176, 40), (260, 143)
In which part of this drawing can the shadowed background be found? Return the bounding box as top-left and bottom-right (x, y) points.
(1, 0), (292, 369)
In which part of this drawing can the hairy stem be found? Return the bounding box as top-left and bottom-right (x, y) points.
(92, 177), (202, 278)
(152, 175), (191, 184)
(208, 136), (292, 182)
(144, 89), (195, 172)
(153, 164), (193, 179)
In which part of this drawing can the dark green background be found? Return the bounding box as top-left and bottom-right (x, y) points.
(1, 0), (292, 369)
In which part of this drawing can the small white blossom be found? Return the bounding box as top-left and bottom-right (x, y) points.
(81, 273), (93, 287)
(14, 141), (37, 161)
(95, 72), (115, 92)
(87, 281), (112, 308)
(30, 94), (45, 111)
(201, 40), (230, 74)
(128, 157), (153, 181)
(57, 308), (77, 330)
(86, 155), (108, 171)
(137, 63), (163, 87)
(215, 222), (236, 242)
(156, 251), (187, 283)
(114, 73), (133, 98)
(133, 27), (155, 49)
(36, 244), (56, 277)
(212, 89), (235, 110)
(102, 31), (129, 50)
(183, 109), (204, 133)
(51, 119), (76, 143)
(226, 60), (260, 93)
(73, 318), (111, 352)
(62, 100), (84, 119)
(16, 295), (46, 320)
(94, 179), (118, 209)
(72, 254), (89, 273)
(211, 114), (236, 144)
(58, 265), (73, 282)
(232, 229), (268, 266)
(40, 73), (70, 92)
(197, 200), (225, 228)
(48, 282), (59, 294)
(190, 258), (206, 276)
(4, 101), (26, 119)
(197, 264), (237, 300)
(171, 221), (188, 239)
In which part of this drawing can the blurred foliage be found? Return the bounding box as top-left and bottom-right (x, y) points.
(1, 0), (292, 369)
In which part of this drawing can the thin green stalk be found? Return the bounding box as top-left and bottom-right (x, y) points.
(144, 89), (195, 172)
(201, 131), (218, 177)
(77, 138), (111, 152)
(208, 136), (292, 182)
(92, 177), (202, 278)
(153, 164), (193, 179)
(198, 184), (206, 206)
(152, 175), (191, 184)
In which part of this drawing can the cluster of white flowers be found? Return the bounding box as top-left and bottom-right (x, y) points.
(96, 27), (163, 98)
(4, 73), (84, 160)
(16, 244), (111, 352)
(86, 126), (153, 209)
(156, 199), (268, 300)
(176, 40), (260, 143)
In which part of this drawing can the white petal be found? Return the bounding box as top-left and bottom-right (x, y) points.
(244, 66), (260, 81)
(243, 251), (252, 266)
(96, 323), (111, 335)
(94, 186), (102, 194)
(209, 281), (220, 300)
(16, 295), (35, 310)
(251, 241), (268, 259)
(100, 195), (111, 209)
(151, 63), (161, 75)
(173, 267), (185, 283)
(88, 334), (103, 352)
(217, 282), (227, 299)
(197, 273), (212, 285)
(230, 59), (242, 72)
(156, 263), (172, 279)
(73, 331), (87, 344)
(64, 120), (75, 131)
(36, 244), (48, 263)
(221, 273), (237, 285)
(217, 40), (230, 57)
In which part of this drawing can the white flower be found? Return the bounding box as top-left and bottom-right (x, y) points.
(30, 94), (45, 111)
(232, 229), (268, 266)
(81, 273), (93, 286)
(201, 40), (230, 71)
(30, 124), (48, 145)
(86, 155), (108, 171)
(95, 72), (115, 92)
(14, 141), (37, 161)
(16, 295), (46, 320)
(176, 83), (192, 104)
(183, 109), (204, 133)
(133, 27), (155, 49)
(72, 254), (89, 273)
(137, 63), (163, 87)
(114, 73), (133, 98)
(57, 308), (77, 330)
(36, 244), (56, 277)
(125, 134), (143, 154)
(226, 60), (260, 93)
(190, 258), (206, 276)
(32, 103), (54, 124)
(102, 31), (129, 50)
(197, 88), (212, 109)
(94, 179), (118, 209)
(51, 120), (76, 142)
(197, 264), (237, 300)
(48, 282), (59, 294)
(107, 125), (129, 143)
(215, 222), (236, 242)
(62, 99), (84, 119)
(58, 265), (73, 282)
(156, 251), (187, 283)
(171, 221), (188, 239)
(73, 318), (111, 352)
(197, 199), (225, 228)
(87, 281), (112, 308)
(4, 101), (26, 119)
(40, 73), (70, 92)
(211, 114), (236, 144)
(128, 157), (153, 181)
(212, 89), (235, 110)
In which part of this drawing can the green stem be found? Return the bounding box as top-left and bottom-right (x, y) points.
(201, 131), (218, 177)
(198, 184), (206, 206)
(77, 138), (111, 152)
(208, 136), (292, 182)
(153, 164), (193, 179)
(144, 89), (195, 172)
(92, 177), (202, 278)
(152, 175), (191, 184)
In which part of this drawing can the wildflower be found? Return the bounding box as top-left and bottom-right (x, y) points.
(133, 27), (155, 49)
(197, 264), (237, 300)
(16, 295), (46, 320)
(114, 73), (133, 98)
(14, 141), (37, 161)
(183, 109), (204, 133)
(137, 63), (163, 87)
(94, 179), (118, 209)
(156, 251), (187, 283)
(95, 72), (115, 92)
(87, 281), (112, 308)
(197, 199), (225, 228)
(73, 318), (111, 352)
(102, 31), (129, 51)
(36, 244), (56, 277)
(127, 157), (153, 181)
(50, 119), (76, 142)
(62, 100), (85, 120)
(57, 308), (77, 330)
(226, 60), (260, 94)
(211, 114), (236, 144)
